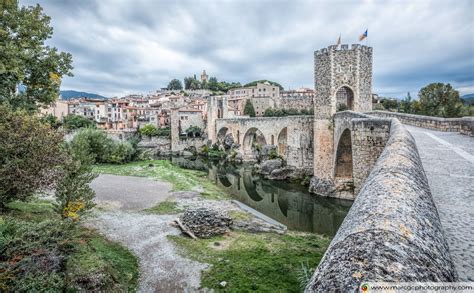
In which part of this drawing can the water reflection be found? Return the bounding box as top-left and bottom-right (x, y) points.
(170, 157), (352, 236)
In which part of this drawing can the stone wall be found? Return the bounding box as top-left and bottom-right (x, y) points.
(276, 97), (313, 111)
(137, 136), (171, 153)
(367, 111), (474, 136)
(306, 119), (457, 292)
(351, 118), (391, 194)
(214, 116), (314, 170)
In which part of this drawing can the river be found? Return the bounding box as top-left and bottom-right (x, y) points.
(170, 157), (352, 237)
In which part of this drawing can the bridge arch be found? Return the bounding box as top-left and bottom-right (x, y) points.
(278, 127), (288, 156)
(243, 127), (267, 158)
(217, 127), (229, 142)
(334, 128), (353, 179)
(335, 85), (354, 111)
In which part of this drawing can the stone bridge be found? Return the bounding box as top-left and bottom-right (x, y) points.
(213, 115), (314, 170)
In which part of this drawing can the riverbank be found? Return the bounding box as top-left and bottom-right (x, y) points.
(91, 160), (332, 291)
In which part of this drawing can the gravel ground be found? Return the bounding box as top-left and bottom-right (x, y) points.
(90, 174), (172, 211)
(406, 126), (474, 281)
(88, 174), (284, 292)
(86, 211), (208, 292)
(88, 174), (207, 292)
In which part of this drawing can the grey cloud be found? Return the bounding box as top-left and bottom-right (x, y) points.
(20, 0), (474, 97)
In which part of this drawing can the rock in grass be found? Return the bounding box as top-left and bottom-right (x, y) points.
(179, 208), (233, 238)
(220, 281), (227, 288)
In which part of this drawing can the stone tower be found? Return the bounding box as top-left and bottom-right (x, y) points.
(312, 44), (373, 195)
(207, 95), (228, 143)
(314, 44), (373, 118)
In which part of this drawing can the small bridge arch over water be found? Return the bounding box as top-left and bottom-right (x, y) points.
(213, 116), (314, 170)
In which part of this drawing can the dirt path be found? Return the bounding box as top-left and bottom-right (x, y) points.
(87, 174), (208, 292)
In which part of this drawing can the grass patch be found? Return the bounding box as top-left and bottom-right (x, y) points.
(0, 197), (139, 292)
(169, 231), (330, 292)
(228, 210), (251, 221)
(94, 160), (229, 200)
(145, 200), (183, 215)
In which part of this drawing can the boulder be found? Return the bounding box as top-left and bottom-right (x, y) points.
(223, 134), (234, 150)
(308, 176), (335, 196)
(259, 159), (283, 175)
(258, 145), (278, 161)
(268, 166), (296, 180)
(182, 150), (194, 157)
(179, 208), (233, 238)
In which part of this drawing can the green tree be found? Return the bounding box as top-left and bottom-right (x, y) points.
(184, 76), (201, 90)
(418, 83), (464, 117)
(70, 128), (114, 163)
(167, 79), (183, 90)
(63, 114), (95, 130)
(380, 98), (399, 111)
(0, 1), (73, 111)
(244, 80), (284, 90)
(55, 141), (96, 220)
(264, 108), (274, 117)
(40, 113), (62, 129)
(207, 77), (219, 91)
(139, 124), (158, 137)
(244, 99), (256, 117)
(400, 92), (413, 113)
(0, 105), (65, 208)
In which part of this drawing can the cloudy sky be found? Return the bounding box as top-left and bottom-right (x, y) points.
(21, 0), (474, 98)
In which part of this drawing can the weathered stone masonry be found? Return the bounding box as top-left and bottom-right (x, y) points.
(367, 111), (474, 136)
(311, 44), (374, 199)
(306, 119), (457, 292)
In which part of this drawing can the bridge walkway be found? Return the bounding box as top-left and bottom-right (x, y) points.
(405, 125), (474, 281)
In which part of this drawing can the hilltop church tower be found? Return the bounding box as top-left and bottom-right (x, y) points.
(312, 44), (373, 195)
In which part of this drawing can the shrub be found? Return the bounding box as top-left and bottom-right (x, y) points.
(70, 128), (114, 163)
(63, 114), (95, 130)
(70, 129), (136, 164)
(55, 143), (97, 220)
(156, 127), (171, 137)
(244, 99), (256, 117)
(0, 105), (65, 208)
(108, 142), (135, 164)
(268, 148), (280, 160)
(139, 124), (158, 137)
(185, 126), (202, 137)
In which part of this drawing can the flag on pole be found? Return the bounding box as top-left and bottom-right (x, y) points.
(336, 34), (341, 46)
(359, 29), (368, 41)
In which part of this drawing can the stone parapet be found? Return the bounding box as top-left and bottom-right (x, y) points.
(305, 119), (457, 291)
(367, 111), (474, 136)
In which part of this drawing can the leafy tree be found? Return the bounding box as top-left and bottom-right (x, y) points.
(0, 105), (65, 208)
(244, 99), (256, 117)
(167, 79), (183, 90)
(63, 114), (95, 130)
(380, 98), (399, 111)
(264, 108), (275, 117)
(244, 80), (284, 90)
(418, 83), (464, 118)
(0, 1), (73, 111)
(399, 92), (413, 113)
(70, 128), (114, 163)
(184, 76), (201, 90)
(108, 141), (135, 164)
(207, 77), (219, 91)
(55, 141), (96, 220)
(139, 124), (158, 137)
(40, 113), (62, 129)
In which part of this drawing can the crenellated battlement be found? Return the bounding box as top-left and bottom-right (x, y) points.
(314, 44), (372, 56)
